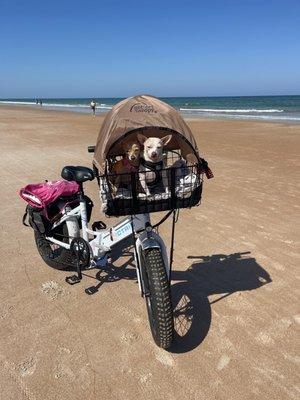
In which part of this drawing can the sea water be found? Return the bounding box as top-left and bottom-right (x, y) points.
(1, 95), (300, 122)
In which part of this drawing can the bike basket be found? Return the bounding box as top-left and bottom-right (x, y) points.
(99, 151), (203, 217)
(92, 95), (213, 216)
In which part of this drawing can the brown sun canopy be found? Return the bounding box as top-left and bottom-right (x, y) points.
(93, 95), (199, 172)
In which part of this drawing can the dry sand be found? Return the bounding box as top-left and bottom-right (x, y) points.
(0, 104), (299, 400)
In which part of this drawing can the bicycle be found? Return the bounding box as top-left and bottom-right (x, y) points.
(20, 95), (213, 349)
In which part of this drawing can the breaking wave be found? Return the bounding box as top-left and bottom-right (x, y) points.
(0, 100), (113, 109)
(180, 108), (284, 113)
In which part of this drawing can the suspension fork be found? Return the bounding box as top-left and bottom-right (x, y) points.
(131, 215), (169, 297)
(130, 217), (148, 296)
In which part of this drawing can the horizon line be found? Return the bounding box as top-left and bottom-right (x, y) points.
(1, 93), (300, 100)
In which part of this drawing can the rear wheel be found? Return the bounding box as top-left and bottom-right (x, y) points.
(34, 223), (75, 270)
(143, 248), (174, 349)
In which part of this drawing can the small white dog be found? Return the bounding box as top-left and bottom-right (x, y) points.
(137, 133), (172, 196)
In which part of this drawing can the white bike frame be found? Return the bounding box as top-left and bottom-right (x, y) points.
(45, 196), (170, 294)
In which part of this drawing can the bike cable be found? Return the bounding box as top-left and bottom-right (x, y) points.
(152, 209), (174, 230)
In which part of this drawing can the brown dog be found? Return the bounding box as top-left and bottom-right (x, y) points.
(111, 141), (141, 190)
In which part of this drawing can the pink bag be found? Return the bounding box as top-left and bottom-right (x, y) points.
(19, 180), (80, 209)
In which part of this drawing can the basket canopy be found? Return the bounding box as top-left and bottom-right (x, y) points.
(93, 95), (199, 172)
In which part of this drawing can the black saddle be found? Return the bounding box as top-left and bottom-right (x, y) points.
(61, 166), (94, 183)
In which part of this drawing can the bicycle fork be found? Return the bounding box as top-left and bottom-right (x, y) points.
(131, 217), (170, 297)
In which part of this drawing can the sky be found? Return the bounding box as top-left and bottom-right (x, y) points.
(0, 0), (300, 98)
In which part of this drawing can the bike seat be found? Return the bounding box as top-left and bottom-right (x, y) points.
(61, 166), (95, 183)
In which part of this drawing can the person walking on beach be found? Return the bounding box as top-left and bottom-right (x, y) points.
(39, 100), (43, 107)
(90, 99), (96, 116)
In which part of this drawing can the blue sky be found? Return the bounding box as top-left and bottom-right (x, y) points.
(0, 0), (299, 98)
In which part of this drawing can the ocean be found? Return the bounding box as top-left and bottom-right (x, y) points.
(1, 95), (300, 122)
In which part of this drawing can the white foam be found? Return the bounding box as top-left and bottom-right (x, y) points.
(232, 114), (300, 121)
(0, 100), (112, 110)
(180, 108), (284, 113)
(38, 102), (112, 109)
(0, 100), (36, 105)
(45, 103), (88, 108)
(182, 112), (300, 121)
(97, 104), (113, 109)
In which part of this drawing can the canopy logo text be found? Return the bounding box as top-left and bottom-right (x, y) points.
(130, 102), (157, 113)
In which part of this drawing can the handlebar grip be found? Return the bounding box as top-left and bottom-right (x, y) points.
(88, 146), (95, 153)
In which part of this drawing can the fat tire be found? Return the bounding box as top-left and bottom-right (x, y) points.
(34, 224), (74, 270)
(143, 248), (174, 349)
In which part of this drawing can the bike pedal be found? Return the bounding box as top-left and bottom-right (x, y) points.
(85, 286), (98, 295)
(65, 275), (81, 285)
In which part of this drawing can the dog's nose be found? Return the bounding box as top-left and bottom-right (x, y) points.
(151, 152), (157, 158)
(130, 156), (135, 160)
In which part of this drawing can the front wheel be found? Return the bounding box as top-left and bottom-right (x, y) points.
(143, 248), (174, 349)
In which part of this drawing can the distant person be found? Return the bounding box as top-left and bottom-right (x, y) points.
(35, 99), (39, 105)
(90, 100), (96, 116)
(39, 100), (43, 106)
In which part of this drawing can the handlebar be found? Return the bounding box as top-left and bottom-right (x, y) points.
(88, 146), (95, 153)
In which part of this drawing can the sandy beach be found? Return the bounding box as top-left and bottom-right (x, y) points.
(0, 104), (299, 400)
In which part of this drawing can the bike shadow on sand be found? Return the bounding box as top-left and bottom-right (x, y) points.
(82, 247), (271, 353)
(169, 251), (272, 353)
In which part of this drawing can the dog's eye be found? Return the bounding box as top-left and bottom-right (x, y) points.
(147, 146), (151, 149)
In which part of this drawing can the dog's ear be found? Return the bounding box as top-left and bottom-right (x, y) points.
(137, 133), (148, 145)
(161, 134), (172, 146)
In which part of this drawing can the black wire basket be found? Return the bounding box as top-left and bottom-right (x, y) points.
(99, 151), (203, 217)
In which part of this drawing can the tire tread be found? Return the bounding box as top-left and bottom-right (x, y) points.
(144, 248), (173, 349)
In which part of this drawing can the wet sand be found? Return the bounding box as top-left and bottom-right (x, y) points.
(0, 104), (299, 399)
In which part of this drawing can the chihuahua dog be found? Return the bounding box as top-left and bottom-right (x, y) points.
(137, 133), (172, 196)
(101, 141), (140, 213)
(111, 140), (141, 190)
